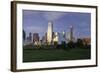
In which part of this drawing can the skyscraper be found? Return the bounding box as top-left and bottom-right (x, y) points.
(53, 32), (59, 43)
(33, 33), (40, 45)
(23, 30), (26, 41)
(47, 21), (53, 44)
(25, 32), (32, 45)
(70, 26), (73, 41)
(66, 32), (71, 43)
(23, 30), (26, 45)
(29, 32), (32, 41)
(65, 26), (74, 43)
(42, 33), (47, 44)
(58, 32), (66, 44)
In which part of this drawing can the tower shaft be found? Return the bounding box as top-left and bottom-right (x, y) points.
(47, 22), (53, 44)
(70, 26), (73, 41)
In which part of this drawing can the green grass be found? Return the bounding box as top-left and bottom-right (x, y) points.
(23, 48), (91, 62)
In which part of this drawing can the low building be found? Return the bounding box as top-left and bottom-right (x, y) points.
(82, 38), (91, 45)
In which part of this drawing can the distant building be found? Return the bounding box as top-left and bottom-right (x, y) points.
(42, 36), (45, 44)
(42, 33), (47, 45)
(24, 32), (32, 45)
(58, 32), (66, 44)
(70, 26), (73, 41)
(82, 38), (91, 45)
(53, 32), (59, 43)
(66, 31), (73, 43)
(33, 33), (40, 45)
(23, 30), (26, 46)
(27, 32), (32, 42)
(29, 32), (32, 41)
(23, 30), (26, 41)
(65, 26), (74, 43)
(47, 21), (53, 44)
(52, 32), (66, 44)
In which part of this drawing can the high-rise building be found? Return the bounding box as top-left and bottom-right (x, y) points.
(53, 32), (59, 43)
(70, 26), (73, 41)
(65, 26), (74, 43)
(65, 32), (71, 43)
(23, 30), (26, 41)
(47, 21), (53, 44)
(29, 32), (32, 41)
(52, 32), (67, 44)
(33, 33), (40, 45)
(23, 30), (26, 46)
(25, 32), (32, 45)
(58, 32), (66, 44)
(42, 33), (47, 44)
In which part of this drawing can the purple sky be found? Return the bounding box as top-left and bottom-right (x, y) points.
(23, 10), (91, 39)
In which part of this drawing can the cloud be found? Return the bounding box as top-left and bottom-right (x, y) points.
(23, 10), (67, 21)
(43, 12), (66, 21)
(23, 10), (39, 16)
(25, 26), (45, 33)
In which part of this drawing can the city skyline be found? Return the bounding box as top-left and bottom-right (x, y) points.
(23, 10), (91, 39)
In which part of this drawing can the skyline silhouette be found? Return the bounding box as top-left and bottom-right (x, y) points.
(23, 10), (91, 39)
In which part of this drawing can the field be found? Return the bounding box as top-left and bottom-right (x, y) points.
(23, 48), (91, 62)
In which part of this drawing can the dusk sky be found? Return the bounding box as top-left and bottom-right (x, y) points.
(23, 10), (91, 39)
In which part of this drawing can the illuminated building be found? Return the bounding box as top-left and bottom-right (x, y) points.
(47, 21), (53, 44)
(53, 32), (59, 43)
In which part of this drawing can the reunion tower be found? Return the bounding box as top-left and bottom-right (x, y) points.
(47, 21), (53, 44)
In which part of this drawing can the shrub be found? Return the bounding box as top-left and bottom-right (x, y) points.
(76, 39), (84, 48)
(67, 41), (75, 49)
(61, 41), (67, 50)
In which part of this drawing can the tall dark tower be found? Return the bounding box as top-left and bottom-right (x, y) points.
(70, 26), (73, 41)
(23, 30), (26, 41)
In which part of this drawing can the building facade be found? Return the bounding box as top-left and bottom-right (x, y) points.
(47, 21), (53, 44)
(33, 33), (40, 45)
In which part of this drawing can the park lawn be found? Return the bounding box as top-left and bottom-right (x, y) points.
(23, 48), (91, 62)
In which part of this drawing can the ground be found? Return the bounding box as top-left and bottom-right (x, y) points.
(23, 48), (90, 62)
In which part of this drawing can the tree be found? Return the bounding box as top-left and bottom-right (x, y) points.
(67, 41), (75, 49)
(61, 41), (67, 49)
(54, 41), (58, 45)
(76, 39), (84, 48)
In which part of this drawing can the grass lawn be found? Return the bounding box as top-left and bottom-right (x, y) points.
(23, 48), (91, 62)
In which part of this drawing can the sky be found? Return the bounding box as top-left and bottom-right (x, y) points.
(23, 10), (91, 39)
